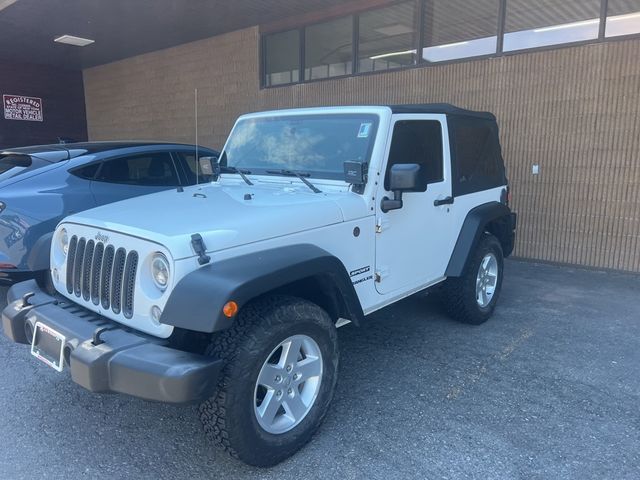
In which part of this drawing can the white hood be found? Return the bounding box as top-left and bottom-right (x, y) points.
(63, 180), (369, 259)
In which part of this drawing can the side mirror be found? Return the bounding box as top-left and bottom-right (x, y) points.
(199, 156), (220, 180)
(381, 163), (422, 213)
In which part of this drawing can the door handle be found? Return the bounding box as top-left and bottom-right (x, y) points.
(434, 196), (454, 207)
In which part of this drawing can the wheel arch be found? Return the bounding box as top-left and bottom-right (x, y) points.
(160, 244), (364, 334)
(25, 231), (53, 272)
(446, 201), (515, 277)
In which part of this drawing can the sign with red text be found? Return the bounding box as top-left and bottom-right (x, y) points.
(3, 95), (43, 122)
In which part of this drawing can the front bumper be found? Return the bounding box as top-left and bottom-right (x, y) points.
(0, 268), (38, 285)
(2, 280), (222, 403)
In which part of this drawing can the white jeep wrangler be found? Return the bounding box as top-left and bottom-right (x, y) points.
(3, 104), (516, 466)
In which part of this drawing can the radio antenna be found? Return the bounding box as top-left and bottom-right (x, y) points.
(195, 88), (199, 185)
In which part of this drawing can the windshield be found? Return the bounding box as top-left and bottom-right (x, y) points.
(220, 114), (379, 180)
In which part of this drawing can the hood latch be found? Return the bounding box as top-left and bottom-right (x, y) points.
(191, 234), (211, 265)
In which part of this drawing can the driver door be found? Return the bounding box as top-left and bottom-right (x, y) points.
(374, 115), (456, 295)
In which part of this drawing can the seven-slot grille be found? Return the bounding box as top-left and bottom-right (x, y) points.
(65, 235), (139, 318)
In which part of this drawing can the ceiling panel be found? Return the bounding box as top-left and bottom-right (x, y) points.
(0, 0), (349, 70)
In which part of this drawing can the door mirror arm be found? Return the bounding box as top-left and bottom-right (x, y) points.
(380, 190), (404, 213)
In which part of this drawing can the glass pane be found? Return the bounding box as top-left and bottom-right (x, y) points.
(422, 0), (499, 63)
(264, 30), (300, 86)
(221, 114), (379, 180)
(177, 151), (218, 185)
(305, 17), (353, 80)
(358, 2), (418, 73)
(606, 0), (640, 37)
(385, 121), (443, 191)
(96, 153), (178, 186)
(503, 0), (601, 52)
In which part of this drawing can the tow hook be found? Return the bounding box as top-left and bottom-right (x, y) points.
(20, 292), (35, 308)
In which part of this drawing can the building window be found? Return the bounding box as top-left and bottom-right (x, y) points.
(264, 29), (300, 86)
(606, 0), (640, 37)
(261, 0), (639, 87)
(422, 0), (500, 62)
(503, 0), (601, 52)
(358, 2), (418, 73)
(305, 16), (353, 80)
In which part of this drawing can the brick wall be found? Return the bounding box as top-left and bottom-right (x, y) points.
(83, 27), (640, 272)
(84, 27), (259, 149)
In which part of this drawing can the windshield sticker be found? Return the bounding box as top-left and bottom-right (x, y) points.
(357, 123), (372, 138)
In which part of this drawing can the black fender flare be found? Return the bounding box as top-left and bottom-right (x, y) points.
(445, 202), (514, 277)
(26, 232), (53, 272)
(160, 244), (365, 333)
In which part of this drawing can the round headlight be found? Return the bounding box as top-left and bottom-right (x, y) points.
(59, 228), (69, 255)
(151, 253), (170, 290)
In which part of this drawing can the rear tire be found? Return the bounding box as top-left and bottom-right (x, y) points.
(440, 233), (504, 325)
(198, 295), (338, 467)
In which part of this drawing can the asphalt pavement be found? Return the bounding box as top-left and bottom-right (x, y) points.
(1, 260), (639, 479)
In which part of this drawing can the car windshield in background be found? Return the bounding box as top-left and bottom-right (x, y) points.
(221, 114), (379, 180)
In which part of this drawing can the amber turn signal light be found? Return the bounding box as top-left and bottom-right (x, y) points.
(223, 301), (239, 318)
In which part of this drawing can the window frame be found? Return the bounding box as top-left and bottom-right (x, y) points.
(384, 118), (446, 192)
(90, 151), (182, 187)
(259, 0), (640, 89)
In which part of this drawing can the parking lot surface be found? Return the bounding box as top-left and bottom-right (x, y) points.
(1, 260), (639, 480)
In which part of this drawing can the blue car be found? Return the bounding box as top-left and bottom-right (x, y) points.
(0, 142), (218, 284)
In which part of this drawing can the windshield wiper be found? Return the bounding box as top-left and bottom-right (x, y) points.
(221, 166), (253, 186)
(266, 169), (322, 193)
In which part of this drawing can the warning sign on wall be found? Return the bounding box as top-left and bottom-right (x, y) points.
(3, 94), (43, 122)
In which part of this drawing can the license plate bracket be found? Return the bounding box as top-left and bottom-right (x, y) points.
(31, 322), (65, 372)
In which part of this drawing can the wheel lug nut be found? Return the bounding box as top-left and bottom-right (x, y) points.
(286, 365), (292, 372)
(276, 390), (282, 397)
(287, 388), (293, 395)
(275, 375), (281, 382)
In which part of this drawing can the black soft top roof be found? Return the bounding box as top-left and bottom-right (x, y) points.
(388, 103), (496, 121)
(387, 103), (506, 196)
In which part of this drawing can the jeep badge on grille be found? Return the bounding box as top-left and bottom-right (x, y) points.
(95, 232), (109, 243)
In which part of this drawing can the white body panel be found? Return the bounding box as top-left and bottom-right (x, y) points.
(49, 106), (506, 338)
(374, 114), (456, 295)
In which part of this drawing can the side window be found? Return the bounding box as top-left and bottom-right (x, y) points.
(176, 151), (218, 185)
(95, 152), (179, 186)
(449, 118), (504, 196)
(70, 162), (100, 180)
(385, 120), (444, 191)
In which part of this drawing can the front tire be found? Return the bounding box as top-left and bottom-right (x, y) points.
(440, 233), (504, 324)
(198, 295), (338, 467)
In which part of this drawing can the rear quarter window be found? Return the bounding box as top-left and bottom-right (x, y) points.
(70, 163), (100, 179)
(449, 117), (505, 196)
